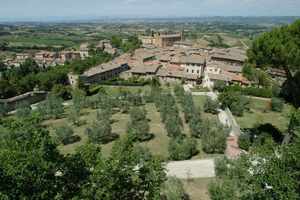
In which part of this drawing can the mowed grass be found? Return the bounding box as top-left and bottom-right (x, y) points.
(182, 178), (214, 200)
(43, 86), (217, 159)
(44, 103), (173, 159)
(236, 98), (292, 132)
(193, 96), (218, 121)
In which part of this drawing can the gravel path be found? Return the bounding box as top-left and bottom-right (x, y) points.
(166, 159), (215, 179)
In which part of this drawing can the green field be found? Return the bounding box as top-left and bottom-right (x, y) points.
(183, 178), (214, 200)
(43, 86), (221, 160)
(236, 98), (292, 132)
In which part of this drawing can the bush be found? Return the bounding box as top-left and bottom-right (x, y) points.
(271, 97), (284, 112)
(223, 85), (273, 98)
(127, 107), (153, 142)
(55, 125), (75, 145)
(189, 112), (203, 138)
(238, 133), (251, 151)
(85, 120), (118, 144)
(209, 179), (236, 200)
(37, 94), (64, 119)
(215, 158), (231, 177)
(51, 84), (72, 100)
(219, 91), (250, 116)
(161, 177), (188, 200)
(204, 97), (219, 114)
(202, 121), (228, 154)
(16, 102), (31, 118)
(168, 137), (198, 161)
(213, 80), (226, 92)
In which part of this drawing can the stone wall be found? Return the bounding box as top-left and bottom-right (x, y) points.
(0, 91), (48, 111)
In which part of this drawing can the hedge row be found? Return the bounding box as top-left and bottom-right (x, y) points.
(222, 85), (273, 98)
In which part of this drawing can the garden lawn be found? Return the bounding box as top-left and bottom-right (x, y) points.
(236, 98), (292, 132)
(183, 178), (214, 200)
(193, 96), (219, 121)
(44, 103), (177, 159)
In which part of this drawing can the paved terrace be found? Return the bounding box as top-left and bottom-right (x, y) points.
(166, 159), (215, 179)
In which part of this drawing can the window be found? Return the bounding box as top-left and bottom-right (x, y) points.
(192, 70), (194, 73)
(186, 69), (189, 73)
(197, 70), (199, 74)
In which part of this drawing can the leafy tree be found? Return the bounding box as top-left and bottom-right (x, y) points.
(168, 137), (198, 161)
(51, 84), (72, 100)
(271, 97), (284, 112)
(242, 63), (257, 82)
(127, 107), (152, 142)
(68, 106), (81, 126)
(189, 111), (203, 138)
(165, 115), (183, 138)
(213, 80), (227, 92)
(0, 117), (64, 199)
(210, 111), (300, 199)
(85, 119), (117, 144)
(204, 97), (219, 114)
(96, 107), (113, 122)
(55, 125), (75, 145)
(150, 77), (161, 88)
(111, 35), (122, 49)
(68, 89), (85, 126)
(284, 109), (300, 144)
(78, 137), (166, 199)
(202, 120), (228, 154)
(37, 94), (64, 119)
(162, 177), (187, 200)
(247, 20), (300, 107)
(219, 90), (250, 116)
(174, 84), (185, 102)
(15, 102), (32, 118)
(0, 41), (8, 51)
(209, 179), (237, 200)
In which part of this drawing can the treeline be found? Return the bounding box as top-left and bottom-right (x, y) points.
(0, 59), (68, 99)
(0, 114), (166, 199)
(210, 110), (300, 200)
(111, 35), (142, 53)
(69, 50), (113, 74)
(209, 19), (300, 200)
(174, 85), (228, 154)
(247, 19), (300, 108)
(0, 50), (113, 99)
(215, 83), (274, 98)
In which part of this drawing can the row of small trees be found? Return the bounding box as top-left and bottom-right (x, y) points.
(174, 85), (228, 155)
(127, 107), (153, 142)
(0, 114), (166, 199)
(149, 86), (197, 161)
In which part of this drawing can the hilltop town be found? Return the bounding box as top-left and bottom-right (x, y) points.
(0, 18), (299, 200)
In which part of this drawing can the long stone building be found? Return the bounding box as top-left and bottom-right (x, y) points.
(139, 32), (183, 48)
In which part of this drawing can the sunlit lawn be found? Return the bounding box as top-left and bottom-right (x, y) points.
(236, 98), (292, 132)
(182, 178), (214, 200)
(43, 86), (220, 159)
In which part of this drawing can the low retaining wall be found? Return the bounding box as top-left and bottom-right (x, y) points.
(0, 91), (47, 111)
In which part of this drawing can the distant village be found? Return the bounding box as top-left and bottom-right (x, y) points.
(0, 31), (287, 109)
(68, 32), (251, 89)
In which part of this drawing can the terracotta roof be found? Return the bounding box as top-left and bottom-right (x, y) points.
(207, 73), (231, 82)
(171, 55), (205, 65)
(157, 68), (198, 80)
(207, 61), (242, 73)
(130, 64), (161, 74)
(83, 54), (129, 77)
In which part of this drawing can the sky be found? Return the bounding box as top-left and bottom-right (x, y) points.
(0, 0), (300, 20)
